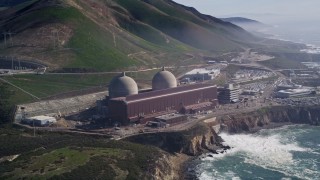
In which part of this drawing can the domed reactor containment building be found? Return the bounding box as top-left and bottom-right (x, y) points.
(108, 67), (218, 125)
(152, 67), (177, 91)
(108, 72), (138, 98)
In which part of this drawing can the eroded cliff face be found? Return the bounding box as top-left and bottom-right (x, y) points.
(126, 106), (320, 179)
(148, 153), (190, 180)
(125, 123), (222, 156)
(221, 106), (320, 133)
(183, 126), (222, 156)
(125, 123), (222, 179)
(125, 123), (223, 180)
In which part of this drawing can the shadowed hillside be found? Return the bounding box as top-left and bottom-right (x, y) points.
(0, 0), (257, 71)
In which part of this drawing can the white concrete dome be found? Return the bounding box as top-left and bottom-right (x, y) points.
(152, 67), (177, 91)
(109, 72), (138, 98)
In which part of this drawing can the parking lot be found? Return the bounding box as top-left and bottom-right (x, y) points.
(233, 69), (274, 83)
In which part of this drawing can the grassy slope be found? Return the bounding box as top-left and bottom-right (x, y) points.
(258, 57), (305, 70)
(2, 74), (114, 102)
(112, 11), (193, 52)
(0, 0), (309, 107)
(2, 68), (179, 105)
(0, 2), (148, 70)
(0, 127), (162, 179)
(0, 0), (259, 73)
(5, 147), (127, 179)
(256, 51), (313, 70)
(0, 0), (203, 71)
(1, 0), (307, 73)
(114, 0), (241, 52)
(3, 5), (138, 71)
(143, 0), (253, 41)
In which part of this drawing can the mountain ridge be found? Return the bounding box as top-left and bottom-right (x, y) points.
(0, 0), (262, 71)
(220, 17), (263, 24)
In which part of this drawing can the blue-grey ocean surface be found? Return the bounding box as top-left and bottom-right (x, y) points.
(259, 22), (320, 54)
(192, 125), (320, 180)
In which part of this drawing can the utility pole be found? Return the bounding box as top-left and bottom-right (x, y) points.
(51, 29), (60, 49)
(7, 31), (15, 46)
(11, 56), (14, 70)
(2, 32), (7, 48)
(56, 29), (60, 45)
(51, 30), (56, 49)
(53, 31), (56, 49)
(33, 119), (36, 137)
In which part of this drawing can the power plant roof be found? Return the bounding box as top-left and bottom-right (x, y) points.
(113, 83), (217, 103)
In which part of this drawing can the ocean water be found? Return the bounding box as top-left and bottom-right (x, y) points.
(192, 125), (320, 180)
(257, 22), (320, 54)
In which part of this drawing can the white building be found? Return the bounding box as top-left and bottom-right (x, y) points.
(276, 88), (312, 98)
(182, 68), (220, 82)
(218, 84), (241, 103)
(24, 116), (57, 126)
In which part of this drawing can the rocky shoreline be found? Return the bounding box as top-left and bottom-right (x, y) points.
(179, 123), (293, 179)
(125, 105), (320, 179)
(176, 105), (320, 179)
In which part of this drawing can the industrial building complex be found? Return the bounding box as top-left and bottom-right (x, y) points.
(108, 68), (218, 125)
(218, 84), (241, 104)
(181, 68), (220, 82)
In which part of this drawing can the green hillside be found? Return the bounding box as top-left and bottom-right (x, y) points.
(0, 128), (163, 179)
(114, 0), (245, 51)
(0, 0), (256, 72)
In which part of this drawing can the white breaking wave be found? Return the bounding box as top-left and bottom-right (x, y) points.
(198, 126), (320, 180)
(199, 170), (241, 180)
(217, 133), (311, 179)
(219, 133), (306, 165)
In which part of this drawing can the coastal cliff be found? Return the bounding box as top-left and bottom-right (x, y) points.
(125, 123), (222, 156)
(125, 123), (223, 179)
(126, 105), (320, 179)
(221, 105), (320, 133)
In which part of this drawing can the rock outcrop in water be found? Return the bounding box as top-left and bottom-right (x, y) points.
(221, 106), (320, 133)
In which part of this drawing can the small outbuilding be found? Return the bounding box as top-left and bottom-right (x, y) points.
(24, 116), (57, 126)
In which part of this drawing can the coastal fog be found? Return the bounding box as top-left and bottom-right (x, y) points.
(174, 0), (320, 47)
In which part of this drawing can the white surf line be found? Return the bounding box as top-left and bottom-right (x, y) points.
(0, 77), (40, 100)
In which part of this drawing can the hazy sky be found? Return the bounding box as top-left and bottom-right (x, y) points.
(173, 0), (320, 24)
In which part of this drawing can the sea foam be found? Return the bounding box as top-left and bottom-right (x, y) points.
(219, 133), (306, 165)
(199, 130), (313, 179)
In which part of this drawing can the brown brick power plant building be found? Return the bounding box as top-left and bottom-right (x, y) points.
(108, 67), (218, 125)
